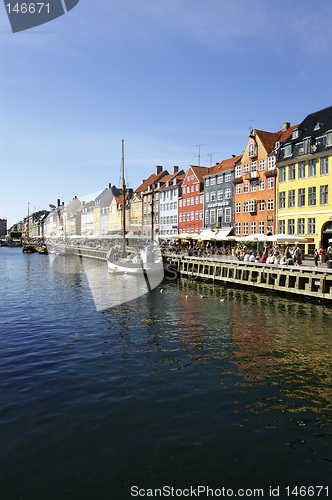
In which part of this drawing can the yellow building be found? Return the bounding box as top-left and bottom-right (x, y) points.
(129, 194), (143, 235)
(276, 106), (332, 254)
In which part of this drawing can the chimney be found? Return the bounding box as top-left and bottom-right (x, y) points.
(155, 165), (163, 174)
(141, 179), (146, 185)
(172, 166), (179, 175)
(109, 183), (112, 189)
(57, 199), (60, 207)
(282, 122), (290, 131)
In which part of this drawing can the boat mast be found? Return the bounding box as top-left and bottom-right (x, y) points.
(27, 202), (30, 243)
(121, 139), (126, 254)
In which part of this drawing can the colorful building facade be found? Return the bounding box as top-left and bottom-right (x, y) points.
(276, 106), (332, 253)
(178, 166), (209, 235)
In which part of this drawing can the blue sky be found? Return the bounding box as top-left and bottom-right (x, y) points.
(1, 0), (332, 227)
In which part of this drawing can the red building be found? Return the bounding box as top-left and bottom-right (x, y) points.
(178, 165), (209, 235)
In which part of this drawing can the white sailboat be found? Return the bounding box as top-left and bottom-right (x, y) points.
(106, 140), (164, 280)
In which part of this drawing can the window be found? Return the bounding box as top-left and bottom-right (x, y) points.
(183, 213), (186, 221)
(179, 199), (182, 207)
(235, 222), (241, 235)
(288, 219), (295, 235)
(225, 173), (232, 182)
(210, 177), (216, 186)
(206, 179), (210, 187)
(200, 210), (203, 219)
(217, 209), (222, 225)
(210, 192), (215, 202)
(320, 185), (328, 205)
(284, 144), (292, 157)
(243, 182), (249, 193)
(205, 192), (209, 203)
(308, 218), (316, 235)
(249, 199), (256, 212)
(298, 218), (305, 235)
(191, 211), (194, 220)
(251, 161), (257, 173)
(243, 163), (249, 175)
(268, 177), (274, 189)
(267, 198), (274, 211)
(298, 161), (305, 179)
(259, 200), (265, 211)
(205, 211), (209, 225)
(217, 190), (223, 200)
(308, 186), (316, 206)
(268, 156), (275, 170)
(289, 163), (296, 180)
(195, 211), (198, 220)
(321, 157), (329, 175)
(243, 201), (249, 212)
(280, 166), (286, 182)
(292, 129), (299, 139)
(200, 194), (204, 204)
(259, 179), (265, 190)
(251, 180), (257, 192)
(225, 208), (231, 224)
(288, 189), (295, 208)
(323, 131), (332, 146)
(236, 184), (241, 195)
(250, 221), (256, 234)
(309, 159), (316, 177)
(195, 184), (199, 191)
(195, 196), (198, 204)
(279, 220), (285, 234)
(210, 210), (216, 224)
(183, 199), (186, 207)
(243, 222), (249, 235)
(259, 159), (266, 171)
(217, 175), (223, 184)
(236, 202), (241, 213)
(258, 221), (265, 234)
(248, 142), (257, 157)
(174, 215), (177, 224)
(225, 188), (232, 199)
(298, 188), (305, 207)
(235, 165), (241, 178)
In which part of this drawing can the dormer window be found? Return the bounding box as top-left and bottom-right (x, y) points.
(166, 181), (169, 187)
(314, 122), (323, 131)
(284, 144), (292, 158)
(323, 131), (332, 147)
(275, 141), (280, 150)
(248, 142), (257, 158)
(292, 129), (299, 140)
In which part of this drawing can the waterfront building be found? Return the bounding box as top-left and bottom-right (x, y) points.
(203, 155), (242, 231)
(128, 194), (143, 236)
(81, 202), (95, 237)
(63, 196), (81, 237)
(159, 168), (185, 238)
(93, 185), (121, 236)
(107, 191), (132, 234)
(178, 165), (209, 235)
(276, 105), (332, 253)
(23, 209), (49, 238)
(0, 218), (7, 237)
(134, 166), (169, 239)
(234, 124), (295, 238)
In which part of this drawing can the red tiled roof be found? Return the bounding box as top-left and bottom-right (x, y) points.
(255, 125), (299, 154)
(188, 165), (210, 183)
(134, 170), (169, 194)
(205, 154), (243, 176)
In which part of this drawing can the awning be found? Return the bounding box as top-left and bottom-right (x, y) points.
(265, 234), (309, 243)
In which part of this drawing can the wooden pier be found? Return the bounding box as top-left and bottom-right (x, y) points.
(165, 254), (332, 303)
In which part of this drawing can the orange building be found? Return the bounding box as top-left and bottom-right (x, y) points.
(234, 124), (296, 238)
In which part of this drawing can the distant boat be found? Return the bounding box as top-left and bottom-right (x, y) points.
(22, 203), (37, 253)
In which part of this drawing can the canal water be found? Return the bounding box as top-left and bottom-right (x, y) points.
(0, 247), (331, 499)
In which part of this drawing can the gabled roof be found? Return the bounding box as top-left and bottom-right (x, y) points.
(158, 172), (185, 191)
(253, 125), (299, 155)
(205, 154), (243, 177)
(282, 105), (332, 146)
(134, 170), (169, 194)
(185, 165), (210, 183)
